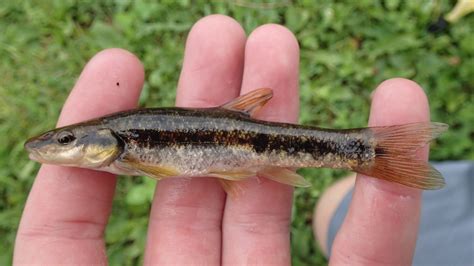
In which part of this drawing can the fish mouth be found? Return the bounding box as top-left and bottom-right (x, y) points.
(24, 139), (45, 163)
(26, 149), (45, 163)
(27, 150), (56, 165)
(24, 137), (38, 152)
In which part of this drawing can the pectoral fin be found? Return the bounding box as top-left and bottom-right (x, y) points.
(257, 167), (311, 187)
(221, 88), (273, 117)
(121, 157), (180, 180)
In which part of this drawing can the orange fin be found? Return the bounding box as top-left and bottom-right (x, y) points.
(355, 122), (448, 190)
(221, 88), (273, 117)
(218, 179), (244, 198)
(209, 169), (255, 197)
(208, 169), (256, 180)
(257, 167), (311, 187)
(121, 157), (180, 180)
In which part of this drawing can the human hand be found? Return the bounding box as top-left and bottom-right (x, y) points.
(14, 14), (297, 264)
(14, 15), (427, 265)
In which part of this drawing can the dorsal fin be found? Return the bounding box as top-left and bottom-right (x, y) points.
(221, 88), (273, 117)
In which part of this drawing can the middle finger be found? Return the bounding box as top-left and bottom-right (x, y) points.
(222, 24), (300, 265)
(144, 15), (246, 265)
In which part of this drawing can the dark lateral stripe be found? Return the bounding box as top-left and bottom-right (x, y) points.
(117, 128), (366, 160)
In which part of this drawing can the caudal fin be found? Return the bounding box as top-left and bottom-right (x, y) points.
(355, 122), (448, 190)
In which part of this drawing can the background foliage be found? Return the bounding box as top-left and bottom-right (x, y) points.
(1, 0), (472, 265)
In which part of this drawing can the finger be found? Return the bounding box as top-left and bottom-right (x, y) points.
(222, 24), (300, 265)
(144, 15), (246, 265)
(330, 78), (429, 265)
(14, 49), (144, 264)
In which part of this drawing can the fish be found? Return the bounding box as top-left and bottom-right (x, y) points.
(25, 88), (448, 194)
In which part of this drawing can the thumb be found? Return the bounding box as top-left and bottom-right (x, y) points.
(329, 78), (429, 265)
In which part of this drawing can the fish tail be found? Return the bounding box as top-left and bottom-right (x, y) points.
(354, 122), (449, 190)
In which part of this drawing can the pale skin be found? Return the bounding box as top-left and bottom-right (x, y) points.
(14, 15), (429, 265)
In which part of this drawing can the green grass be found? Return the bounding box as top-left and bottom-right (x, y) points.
(1, 1), (473, 265)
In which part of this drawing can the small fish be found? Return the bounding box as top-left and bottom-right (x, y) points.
(25, 88), (448, 194)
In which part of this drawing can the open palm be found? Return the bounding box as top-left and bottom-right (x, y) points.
(15, 15), (429, 265)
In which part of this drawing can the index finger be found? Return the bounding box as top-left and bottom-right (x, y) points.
(330, 78), (429, 265)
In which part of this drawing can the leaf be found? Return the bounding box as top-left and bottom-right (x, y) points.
(125, 180), (155, 206)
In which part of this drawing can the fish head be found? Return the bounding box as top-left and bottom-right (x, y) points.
(25, 125), (123, 168)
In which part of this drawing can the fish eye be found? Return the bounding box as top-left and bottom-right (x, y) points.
(57, 131), (76, 145)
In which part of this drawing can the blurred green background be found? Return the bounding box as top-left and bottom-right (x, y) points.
(1, 0), (473, 265)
